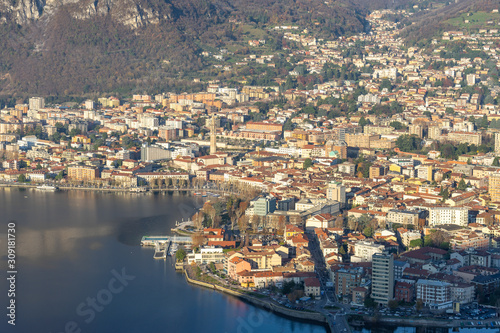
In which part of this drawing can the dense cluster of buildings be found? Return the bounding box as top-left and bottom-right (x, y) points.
(2, 7), (500, 310)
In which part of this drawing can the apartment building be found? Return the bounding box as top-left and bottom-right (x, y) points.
(351, 240), (385, 262)
(489, 173), (500, 202)
(428, 207), (468, 227)
(67, 165), (100, 182)
(416, 279), (452, 309)
(372, 253), (394, 304)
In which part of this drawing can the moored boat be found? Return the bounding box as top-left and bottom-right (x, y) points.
(36, 185), (59, 191)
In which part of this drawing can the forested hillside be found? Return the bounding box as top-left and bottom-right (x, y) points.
(400, 0), (499, 47)
(0, 0), (371, 98)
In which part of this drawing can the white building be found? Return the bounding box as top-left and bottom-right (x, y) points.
(187, 246), (224, 264)
(84, 100), (95, 110)
(140, 116), (159, 128)
(428, 207), (468, 227)
(416, 279), (452, 309)
(326, 181), (346, 207)
(29, 97), (45, 110)
(305, 213), (334, 230)
(400, 230), (422, 248)
(351, 240), (385, 262)
(495, 132), (500, 154)
(338, 163), (356, 176)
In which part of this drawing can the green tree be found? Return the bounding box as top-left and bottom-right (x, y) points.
(358, 116), (371, 128)
(396, 135), (422, 152)
(18, 174), (27, 182)
(55, 171), (64, 181)
(303, 158), (313, 169)
(338, 243), (347, 255)
(69, 128), (82, 137)
(457, 179), (467, 191)
(364, 296), (376, 308)
(409, 239), (423, 248)
(176, 248), (186, 262)
(380, 79), (392, 91)
(493, 157), (500, 167)
(439, 187), (450, 200)
(282, 281), (296, 295)
(363, 226), (374, 238)
(389, 121), (405, 130)
(478, 115), (489, 128)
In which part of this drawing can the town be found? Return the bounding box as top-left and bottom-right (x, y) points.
(3, 5), (500, 331)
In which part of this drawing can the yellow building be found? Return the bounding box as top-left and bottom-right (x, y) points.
(489, 174), (500, 203)
(67, 166), (100, 182)
(284, 224), (303, 239)
(389, 164), (402, 173)
(71, 135), (91, 144)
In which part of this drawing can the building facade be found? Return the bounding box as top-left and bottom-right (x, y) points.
(428, 207), (468, 227)
(371, 252), (394, 304)
(67, 166), (100, 182)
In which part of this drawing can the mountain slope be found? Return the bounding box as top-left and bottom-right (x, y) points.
(400, 0), (499, 46)
(0, 0), (369, 97)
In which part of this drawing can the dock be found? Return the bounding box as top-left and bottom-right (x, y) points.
(153, 243), (167, 259)
(141, 235), (193, 259)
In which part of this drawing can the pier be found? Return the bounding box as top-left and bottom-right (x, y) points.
(141, 235), (193, 259)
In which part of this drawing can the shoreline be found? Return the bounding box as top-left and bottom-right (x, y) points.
(9, 183), (489, 331)
(0, 183), (240, 196)
(361, 315), (499, 329)
(181, 265), (333, 333)
(181, 264), (494, 332)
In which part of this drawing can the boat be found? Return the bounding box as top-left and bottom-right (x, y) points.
(36, 185), (59, 191)
(130, 186), (148, 193)
(168, 243), (179, 256)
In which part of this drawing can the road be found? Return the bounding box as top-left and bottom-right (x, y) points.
(307, 231), (352, 333)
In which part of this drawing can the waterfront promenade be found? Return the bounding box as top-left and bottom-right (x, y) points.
(182, 265), (334, 332)
(0, 181), (240, 196)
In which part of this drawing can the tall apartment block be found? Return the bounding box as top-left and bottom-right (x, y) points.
(372, 252), (394, 304)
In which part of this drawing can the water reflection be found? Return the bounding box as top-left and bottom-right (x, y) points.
(0, 188), (327, 333)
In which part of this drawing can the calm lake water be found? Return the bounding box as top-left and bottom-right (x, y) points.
(0, 188), (327, 333)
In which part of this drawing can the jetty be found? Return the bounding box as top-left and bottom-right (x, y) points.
(141, 235), (193, 259)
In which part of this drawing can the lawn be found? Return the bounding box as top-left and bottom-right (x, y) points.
(240, 24), (269, 40)
(445, 11), (499, 29)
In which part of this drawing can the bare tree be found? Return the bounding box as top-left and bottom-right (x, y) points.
(191, 232), (205, 248)
(335, 216), (344, 229)
(250, 215), (259, 232)
(231, 200), (248, 230)
(238, 215), (249, 234)
(203, 203), (217, 228)
(277, 215), (286, 234)
(347, 216), (358, 231)
(192, 212), (204, 230)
